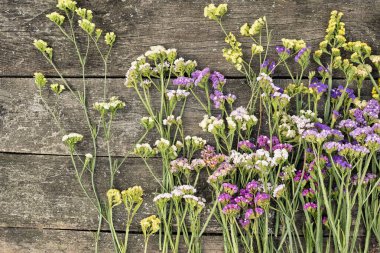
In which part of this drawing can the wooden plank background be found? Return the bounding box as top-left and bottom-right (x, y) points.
(0, 0), (379, 252)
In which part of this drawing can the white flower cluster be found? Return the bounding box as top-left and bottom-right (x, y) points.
(62, 133), (83, 147)
(174, 185), (197, 194)
(166, 89), (190, 101)
(273, 149), (289, 164)
(163, 115), (182, 126)
(154, 138), (170, 150)
(199, 115), (225, 134)
(291, 110), (321, 134)
(133, 143), (156, 158)
(230, 106), (258, 130)
(93, 96), (125, 114)
(273, 184), (286, 198)
(185, 136), (207, 151)
(144, 45), (175, 61)
(173, 57), (197, 75)
(140, 116), (155, 130)
(278, 115), (297, 139)
(229, 150), (255, 169)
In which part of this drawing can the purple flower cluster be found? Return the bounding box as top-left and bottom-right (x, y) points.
(261, 59), (276, 72)
(304, 202), (318, 213)
(309, 78), (328, 94)
(210, 90), (236, 109)
(302, 188), (316, 198)
(237, 140), (255, 151)
(295, 47), (310, 63)
(275, 46), (291, 55)
(217, 180), (275, 229)
(332, 155), (352, 170)
(331, 85), (355, 100)
(210, 71), (226, 89)
(172, 76), (193, 88)
(363, 99), (380, 119)
(191, 67), (210, 86)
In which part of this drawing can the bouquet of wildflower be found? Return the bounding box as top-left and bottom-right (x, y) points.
(32, 1), (153, 252)
(203, 3), (380, 253)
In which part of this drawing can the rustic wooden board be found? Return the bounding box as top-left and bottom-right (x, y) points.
(0, 78), (373, 156)
(0, 227), (227, 253)
(0, 152), (375, 238)
(1, 0), (379, 77)
(0, 153), (220, 232)
(1, 227), (379, 253)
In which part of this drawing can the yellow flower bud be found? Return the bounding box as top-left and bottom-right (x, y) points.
(105, 32), (116, 46)
(50, 83), (65, 95)
(251, 44), (264, 55)
(46, 12), (65, 26)
(34, 72), (47, 89)
(314, 50), (323, 58)
(107, 189), (122, 208)
(331, 48), (340, 56)
(240, 23), (250, 36)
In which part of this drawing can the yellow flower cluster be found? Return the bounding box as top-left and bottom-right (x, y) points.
(78, 19), (95, 35)
(50, 83), (65, 95)
(281, 39), (306, 51)
(76, 8), (93, 21)
(223, 32), (243, 70)
(251, 43), (264, 55)
(105, 32), (116, 46)
(107, 189), (122, 208)
(344, 41), (372, 61)
(240, 17), (266, 36)
(141, 215), (160, 236)
(46, 12), (65, 26)
(122, 186), (144, 207)
(204, 4), (228, 21)
(57, 0), (77, 11)
(324, 10), (345, 44)
(33, 39), (53, 59)
(372, 86), (380, 100)
(370, 55), (380, 69)
(34, 72), (47, 89)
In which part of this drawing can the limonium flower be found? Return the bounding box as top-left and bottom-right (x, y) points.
(237, 140), (255, 151)
(34, 72), (47, 89)
(218, 193), (232, 205)
(302, 188), (316, 199)
(239, 219), (251, 230)
(141, 215), (160, 236)
(210, 71), (226, 89)
(245, 207), (264, 219)
(332, 155), (352, 171)
(62, 133), (83, 147)
(234, 196), (250, 208)
(254, 192), (271, 208)
(222, 204), (240, 216)
(331, 85), (355, 100)
(204, 3), (228, 21)
(273, 184), (286, 198)
(304, 202), (317, 214)
(246, 180), (261, 193)
(349, 126), (373, 143)
(172, 76), (193, 88)
(365, 133), (380, 151)
(222, 183), (239, 195)
(107, 189), (122, 208)
(174, 185), (196, 195)
(192, 67), (210, 87)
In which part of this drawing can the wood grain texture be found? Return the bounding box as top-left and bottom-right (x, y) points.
(0, 153), (219, 232)
(1, 0), (379, 77)
(0, 77), (373, 156)
(0, 227), (227, 253)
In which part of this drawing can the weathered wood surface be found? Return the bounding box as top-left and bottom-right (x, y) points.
(0, 227), (228, 253)
(1, 227), (379, 253)
(1, 0), (379, 77)
(1, 0), (380, 252)
(0, 153), (218, 232)
(0, 78), (373, 156)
